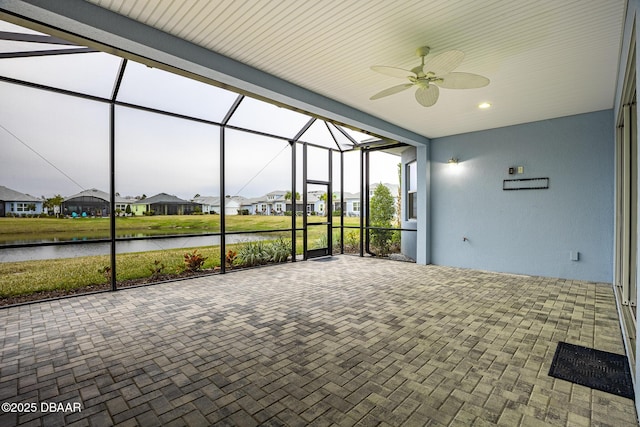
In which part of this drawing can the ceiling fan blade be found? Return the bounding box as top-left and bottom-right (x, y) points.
(370, 65), (415, 79)
(435, 72), (490, 89)
(415, 85), (439, 107)
(424, 50), (465, 75)
(370, 83), (414, 100)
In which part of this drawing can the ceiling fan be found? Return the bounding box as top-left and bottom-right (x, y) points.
(370, 46), (489, 107)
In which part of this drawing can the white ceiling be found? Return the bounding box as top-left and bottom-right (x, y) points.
(86, 0), (625, 139)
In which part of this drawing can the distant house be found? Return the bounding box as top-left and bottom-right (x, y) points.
(284, 201), (305, 214)
(238, 190), (322, 215)
(278, 192), (319, 215)
(129, 201), (148, 216)
(240, 190), (288, 215)
(308, 192), (324, 215)
(266, 191), (287, 215)
(192, 196), (245, 215)
(333, 191), (361, 217)
(62, 188), (130, 217)
(328, 184), (398, 218)
(117, 196), (138, 215)
(339, 184), (399, 218)
(0, 185), (43, 216)
(239, 197), (261, 215)
(191, 196), (217, 214)
(133, 193), (198, 215)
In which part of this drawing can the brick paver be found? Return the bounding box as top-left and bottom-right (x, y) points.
(0, 256), (637, 426)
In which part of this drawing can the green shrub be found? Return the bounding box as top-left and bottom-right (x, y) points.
(237, 241), (269, 267)
(149, 260), (166, 278)
(266, 238), (291, 263)
(98, 266), (111, 283)
(344, 230), (359, 253)
(316, 234), (328, 248)
(236, 238), (291, 267)
(370, 183), (395, 256)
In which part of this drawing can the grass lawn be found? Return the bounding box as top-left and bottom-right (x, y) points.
(0, 246), (222, 299)
(0, 215), (363, 300)
(0, 215), (361, 243)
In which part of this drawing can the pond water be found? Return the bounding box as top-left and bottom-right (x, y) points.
(0, 234), (269, 262)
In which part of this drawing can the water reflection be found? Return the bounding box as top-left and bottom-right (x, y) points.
(0, 234), (268, 262)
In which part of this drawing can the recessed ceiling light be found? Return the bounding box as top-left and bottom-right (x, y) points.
(478, 102), (492, 109)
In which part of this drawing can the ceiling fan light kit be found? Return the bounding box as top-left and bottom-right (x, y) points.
(370, 46), (490, 107)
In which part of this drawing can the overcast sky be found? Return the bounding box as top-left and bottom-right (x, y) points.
(0, 21), (400, 201)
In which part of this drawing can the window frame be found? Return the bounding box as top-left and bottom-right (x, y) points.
(407, 161), (417, 220)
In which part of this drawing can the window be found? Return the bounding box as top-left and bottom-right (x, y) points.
(353, 201), (360, 212)
(407, 161), (417, 220)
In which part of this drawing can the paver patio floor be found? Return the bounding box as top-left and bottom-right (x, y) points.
(0, 256), (637, 426)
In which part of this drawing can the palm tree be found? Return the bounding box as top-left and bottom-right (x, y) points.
(319, 192), (336, 216)
(285, 191), (301, 214)
(44, 194), (64, 216)
(284, 191), (300, 201)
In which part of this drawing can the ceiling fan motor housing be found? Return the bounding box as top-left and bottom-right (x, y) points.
(416, 46), (430, 58)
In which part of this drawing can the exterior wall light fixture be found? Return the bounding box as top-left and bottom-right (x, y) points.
(447, 157), (459, 165)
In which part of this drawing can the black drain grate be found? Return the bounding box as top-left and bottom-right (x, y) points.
(548, 341), (634, 400)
